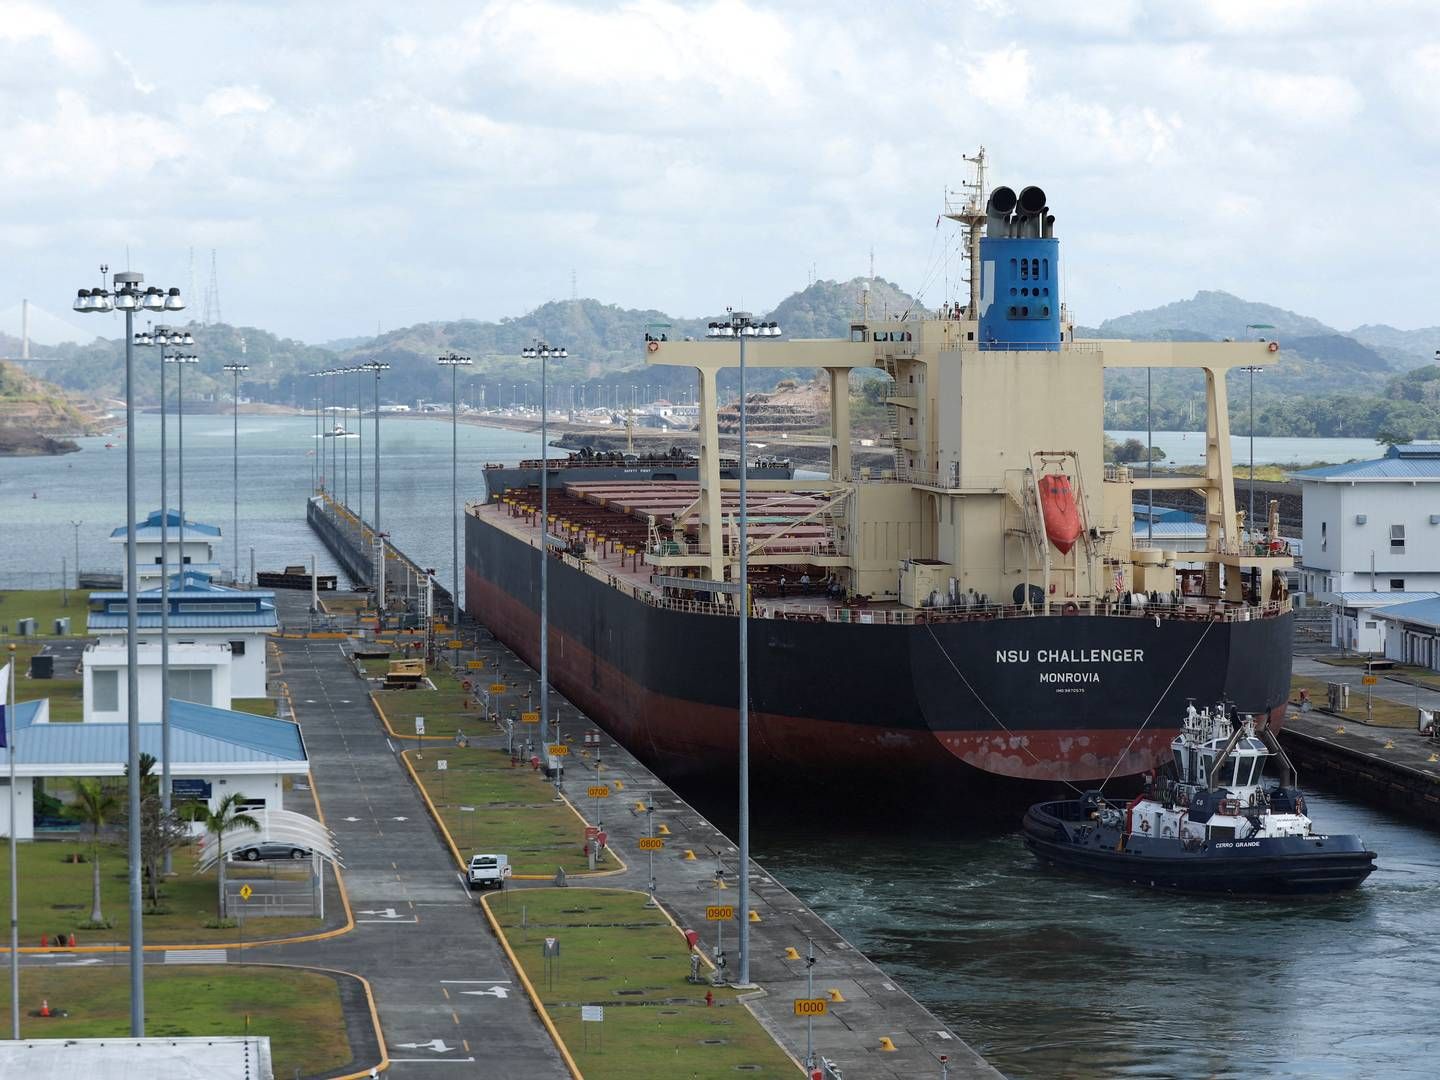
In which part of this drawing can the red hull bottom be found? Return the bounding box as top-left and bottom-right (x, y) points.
(468, 573), (1287, 785)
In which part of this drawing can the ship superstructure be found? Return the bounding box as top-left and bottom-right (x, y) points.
(465, 155), (1295, 789)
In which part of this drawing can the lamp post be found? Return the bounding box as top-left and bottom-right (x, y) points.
(137, 325), (194, 876)
(224, 363), (249, 583)
(363, 360), (390, 599)
(705, 311), (780, 987)
(70, 520), (82, 590)
(520, 340), (567, 746)
(354, 365), (364, 532)
(437, 352), (473, 620)
(1239, 364), (1264, 535)
(72, 268), (185, 1037)
(308, 371), (323, 493)
(164, 350), (199, 575)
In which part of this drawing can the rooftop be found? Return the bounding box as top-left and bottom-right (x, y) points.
(1290, 444), (1440, 483)
(1371, 596), (1440, 630)
(87, 574), (278, 631)
(2, 699), (306, 768)
(0, 1036), (273, 1080)
(1334, 590), (1440, 608)
(109, 508), (222, 541)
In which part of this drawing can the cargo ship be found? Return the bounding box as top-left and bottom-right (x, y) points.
(466, 152), (1295, 790)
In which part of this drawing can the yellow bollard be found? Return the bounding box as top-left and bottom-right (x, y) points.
(657, 823), (671, 836)
(826, 988), (845, 1002)
(682, 850), (697, 861)
(748, 910), (761, 923)
(879, 1037), (897, 1052)
(784, 947), (801, 960)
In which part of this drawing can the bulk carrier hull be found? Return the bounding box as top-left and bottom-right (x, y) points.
(466, 512), (1295, 789)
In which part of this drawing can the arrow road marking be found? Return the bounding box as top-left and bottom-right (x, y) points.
(460, 986), (510, 999)
(342, 816), (361, 822)
(356, 908), (407, 919)
(395, 1039), (455, 1053)
(392, 816), (409, 822)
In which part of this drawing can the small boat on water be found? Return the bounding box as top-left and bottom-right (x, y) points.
(1022, 702), (1377, 895)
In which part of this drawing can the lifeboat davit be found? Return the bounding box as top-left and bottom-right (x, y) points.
(1039, 474), (1082, 554)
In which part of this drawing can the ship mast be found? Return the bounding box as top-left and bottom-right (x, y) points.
(943, 146), (988, 316)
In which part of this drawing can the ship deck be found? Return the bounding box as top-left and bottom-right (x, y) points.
(471, 488), (1293, 628)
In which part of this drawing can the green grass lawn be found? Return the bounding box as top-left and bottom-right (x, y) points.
(7, 640), (85, 721)
(231, 697), (278, 717)
(0, 589), (90, 636)
(490, 889), (798, 1079)
(0, 840), (319, 945)
(1291, 675), (1421, 729)
(405, 746), (598, 876)
(0, 965), (351, 1077)
(376, 664), (534, 739)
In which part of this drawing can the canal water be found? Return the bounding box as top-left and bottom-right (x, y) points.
(5, 416), (1439, 1077)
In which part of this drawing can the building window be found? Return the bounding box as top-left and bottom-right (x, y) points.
(1391, 578), (1405, 591)
(1321, 521), (1327, 553)
(93, 670), (119, 712)
(170, 668), (213, 707)
(229, 640), (246, 656)
(1391, 524), (1406, 553)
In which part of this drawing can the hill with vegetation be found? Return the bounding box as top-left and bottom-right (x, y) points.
(0, 360), (101, 455)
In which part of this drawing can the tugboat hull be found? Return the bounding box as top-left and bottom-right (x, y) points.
(1023, 801), (1377, 896)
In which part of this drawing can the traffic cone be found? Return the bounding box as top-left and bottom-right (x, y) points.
(68, 933), (76, 948)
(39, 935), (47, 947)
(39, 1000), (50, 1018)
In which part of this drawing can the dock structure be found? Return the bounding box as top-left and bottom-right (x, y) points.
(1282, 708), (1440, 825)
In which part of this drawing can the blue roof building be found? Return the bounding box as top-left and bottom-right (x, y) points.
(110, 508), (223, 589)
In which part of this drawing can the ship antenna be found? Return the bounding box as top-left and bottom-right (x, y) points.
(943, 146), (988, 318)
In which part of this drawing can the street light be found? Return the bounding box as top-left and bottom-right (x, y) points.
(71, 267), (185, 1038)
(224, 363), (249, 583)
(136, 325), (194, 877)
(437, 352), (473, 620)
(164, 349), (200, 573)
(519, 340), (568, 747)
(362, 360), (390, 603)
(70, 520), (83, 592)
(704, 311), (780, 988)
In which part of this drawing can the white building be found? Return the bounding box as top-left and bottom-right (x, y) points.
(1, 698), (309, 840)
(86, 573), (277, 698)
(1293, 445), (1440, 649)
(1374, 596), (1440, 670)
(82, 640), (233, 722)
(110, 508), (222, 588)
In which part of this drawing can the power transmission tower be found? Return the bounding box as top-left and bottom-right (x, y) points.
(203, 250), (222, 326)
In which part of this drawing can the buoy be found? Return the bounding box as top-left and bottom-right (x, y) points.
(39, 999), (50, 1018)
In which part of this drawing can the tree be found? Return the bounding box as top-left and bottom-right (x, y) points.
(64, 781), (119, 926)
(1376, 427), (1413, 449)
(196, 793), (261, 920)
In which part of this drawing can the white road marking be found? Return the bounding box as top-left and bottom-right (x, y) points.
(441, 979), (512, 984)
(461, 986), (510, 999)
(394, 1039), (455, 1052)
(165, 949), (227, 964)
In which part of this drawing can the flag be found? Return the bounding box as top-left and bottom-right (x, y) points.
(0, 660), (8, 748)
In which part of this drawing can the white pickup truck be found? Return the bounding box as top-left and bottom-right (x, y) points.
(467, 853), (512, 890)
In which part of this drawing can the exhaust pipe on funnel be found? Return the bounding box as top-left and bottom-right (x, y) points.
(1016, 186), (1048, 237)
(1042, 213), (1055, 238)
(987, 186), (1017, 236)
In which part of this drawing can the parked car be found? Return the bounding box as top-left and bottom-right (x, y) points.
(467, 853), (511, 889)
(231, 841), (311, 862)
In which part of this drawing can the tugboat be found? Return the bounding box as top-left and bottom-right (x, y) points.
(1022, 703), (1377, 895)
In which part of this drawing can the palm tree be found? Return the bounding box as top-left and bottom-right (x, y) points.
(198, 792), (260, 920)
(64, 781), (119, 925)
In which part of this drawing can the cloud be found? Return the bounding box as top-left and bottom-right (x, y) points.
(0, 0), (1435, 341)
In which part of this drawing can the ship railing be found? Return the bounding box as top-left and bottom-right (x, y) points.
(753, 597), (1292, 626)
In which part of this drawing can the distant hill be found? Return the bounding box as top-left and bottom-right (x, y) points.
(1347, 323), (1440, 369)
(0, 360), (100, 455)
(1095, 290), (1335, 341)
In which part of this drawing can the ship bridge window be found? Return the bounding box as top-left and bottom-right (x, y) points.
(1208, 824), (1236, 842)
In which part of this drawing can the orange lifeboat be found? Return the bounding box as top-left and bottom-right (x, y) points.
(1039, 474), (1082, 554)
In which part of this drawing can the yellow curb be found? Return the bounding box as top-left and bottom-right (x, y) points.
(370, 690), (452, 742)
(479, 890), (583, 1080)
(229, 960), (389, 1079)
(398, 750), (627, 879)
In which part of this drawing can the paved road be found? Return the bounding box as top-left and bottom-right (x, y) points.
(1293, 655), (1440, 712)
(254, 628), (565, 1079)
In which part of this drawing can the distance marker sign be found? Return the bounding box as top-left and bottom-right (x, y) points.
(521, 711), (540, 724)
(706, 905), (734, 921)
(548, 744), (569, 757)
(587, 785), (610, 798)
(637, 837), (664, 851)
(490, 683), (508, 694)
(793, 998), (828, 1017)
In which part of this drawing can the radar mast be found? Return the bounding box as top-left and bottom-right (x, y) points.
(943, 147), (988, 318)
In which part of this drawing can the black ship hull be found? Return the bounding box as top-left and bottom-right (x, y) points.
(466, 512), (1295, 791)
(1022, 800), (1376, 895)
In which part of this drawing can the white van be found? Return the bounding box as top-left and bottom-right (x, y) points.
(467, 853), (512, 890)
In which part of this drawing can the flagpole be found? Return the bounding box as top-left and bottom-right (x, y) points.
(7, 647), (18, 1039)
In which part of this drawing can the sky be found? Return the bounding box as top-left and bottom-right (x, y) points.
(2, 0), (1438, 344)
